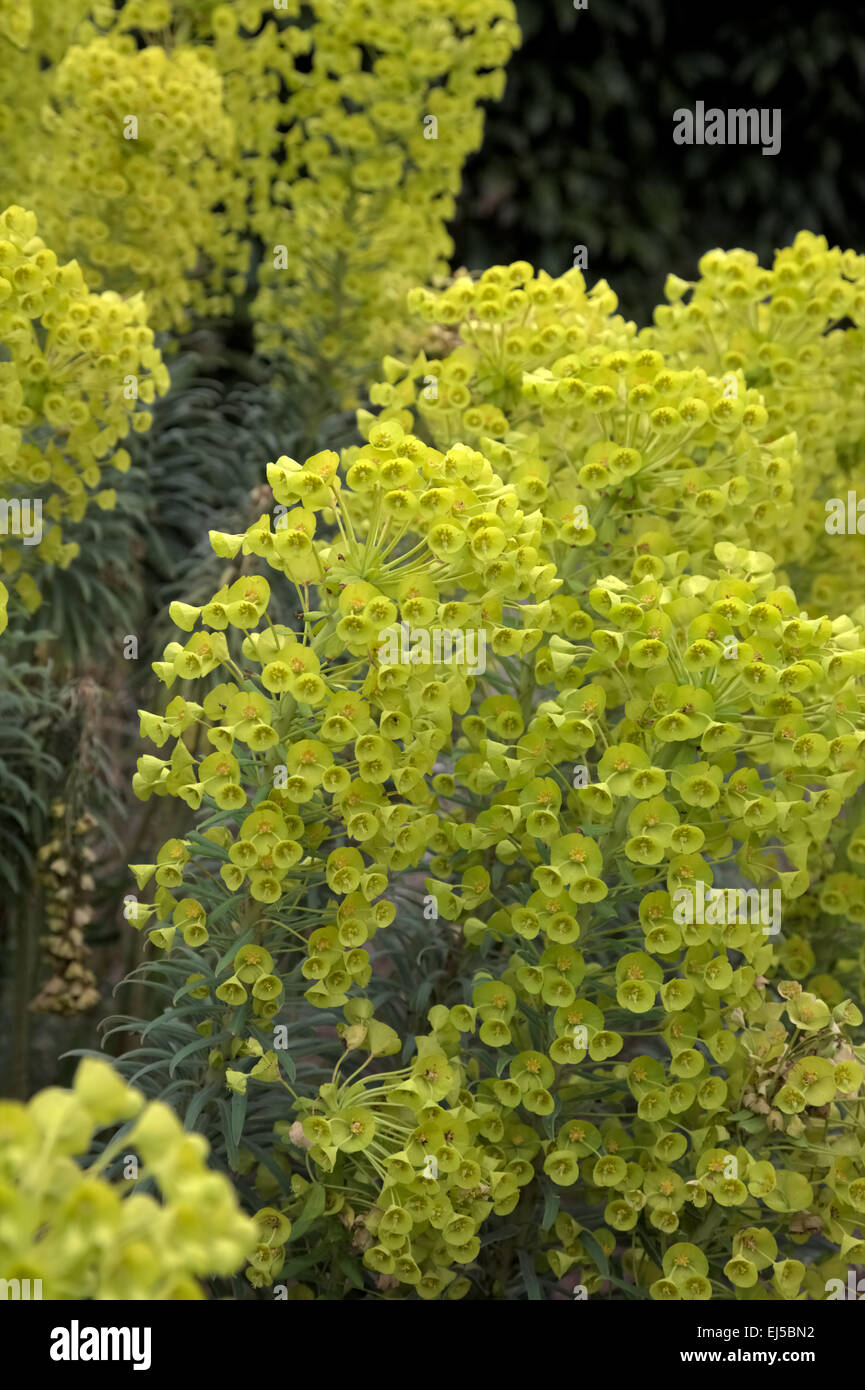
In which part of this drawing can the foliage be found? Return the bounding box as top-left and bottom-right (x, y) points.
(1, 0), (519, 383)
(125, 244), (865, 1298)
(0, 204), (167, 618)
(240, 0), (520, 408)
(373, 241), (864, 614)
(2, 0), (864, 1306)
(644, 236), (865, 618)
(0, 1057), (256, 1297)
(0, 631), (65, 895)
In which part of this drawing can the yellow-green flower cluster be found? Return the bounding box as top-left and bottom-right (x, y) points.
(429, 544), (865, 1294)
(397, 262), (634, 437)
(635, 1228), (865, 1302)
(778, 808), (865, 1007)
(237, 0), (521, 404)
(3, 1), (518, 381)
(0, 204), (168, 613)
(0, 1058), (257, 1298)
(130, 427), (562, 1000)
(367, 264), (812, 585)
(22, 34), (246, 332)
(127, 242), (865, 1299)
(0, 0), (92, 171)
(262, 1024), (535, 1298)
(0, 0), (35, 47)
(644, 233), (865, 616)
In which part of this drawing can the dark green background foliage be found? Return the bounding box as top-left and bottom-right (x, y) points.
(451, 0), (865, 321)
(0, 346), (354, 1101)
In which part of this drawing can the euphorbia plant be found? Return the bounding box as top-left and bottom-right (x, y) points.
(121, 258), (865, 1296)
(643, 233), (865, 619)
(2, 0), (520, 399)
(0, 203), (167, 622)
(0, 1057), (256, 1298)
(367, 242), (864, 615)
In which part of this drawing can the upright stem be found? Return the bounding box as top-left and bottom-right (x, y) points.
(11, 881), (38, 1099)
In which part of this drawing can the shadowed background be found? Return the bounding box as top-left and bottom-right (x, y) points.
(451, 0), (864, 321)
